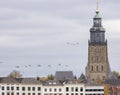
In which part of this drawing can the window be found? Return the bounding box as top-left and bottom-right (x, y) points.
(44, 88), (47, 92)
(96, 56), (98, 62)
(11, 87), (14, 90)
(96, 66), (99, 71)
(98, 89), (104, 91)
(16, 87), (19, 90)
(91, 66), (93, 71)
(33, 93), (35, 95)
(71, 87), (74, 92)
(71, 93), (74, 95)
(103, 76), (105, 80)
(38, 93), (41, 95)
(22, 87), (25, 91)
(80, 87), (83, 92)
(28, 93), (31, 95)
(91, 56), (94, 61)
(16, 93), (19, 95)
(75, 87), (78, 92)
(7, 87), (10, 90)
(101, 65), (104, 71)
(54, 88), (57, 92)
(66, 94), (69, 95)
(80, 93), (83, 95)
(28, 87), (31, 91)
(7, 93), (10, 95)
(66, 87), (69, 92)
(2, 92), (4, 95)
(22, 93), (25, 95)
(59, 88), (62, 92)
(49, 88), (52, 92)
(11, 93), (14, 95)
(101, 56), (104, 61)
(93, 89), (97, 91)
(38, 87), (41, 91)
(32, 87), (35, 91)
(2, 86), (4, 90)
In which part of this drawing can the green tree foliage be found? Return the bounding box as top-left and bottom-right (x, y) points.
(47, 74), (54, 80)
(112, 71), (120, 79)
(8, 70), (22, 78)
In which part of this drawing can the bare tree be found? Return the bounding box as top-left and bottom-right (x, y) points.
(8, 70), (22, 78)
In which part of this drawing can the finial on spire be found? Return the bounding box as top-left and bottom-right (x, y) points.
(96, 0), (99, 14)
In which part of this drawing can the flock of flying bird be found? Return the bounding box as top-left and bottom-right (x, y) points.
(15, 64), (68, 69)
(66, 42), (80, 45)
(0, 42), (80, 72)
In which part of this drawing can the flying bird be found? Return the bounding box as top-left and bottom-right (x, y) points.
(25, 66), (27, 68)
(58, 64), (61, 66)
(15, 66), (20, 68)
(65, 65), (68, 67)
(0, 62), (3, 64)
(38, 65), (41, 67)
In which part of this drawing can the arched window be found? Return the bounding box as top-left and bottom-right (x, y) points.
(101, 56), (104, 62)
(95, 56), (98, 62)
(91, 56), (94, 62)
(101, 65), (104, 71)
(91, 66), (93, 71)
(96, 66), (98, 71)
(96, 56), (98, 62)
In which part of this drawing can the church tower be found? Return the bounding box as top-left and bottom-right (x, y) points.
(85, 2), (112, 83)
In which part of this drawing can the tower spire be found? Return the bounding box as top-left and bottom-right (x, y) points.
(96, 0), (99, 14)
(86, 1), (112, 83)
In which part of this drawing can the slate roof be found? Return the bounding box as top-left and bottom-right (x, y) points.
(104, 79), (120, 86)
(19, 78), (41, 84)
(0, 77), (19, 83)
(79, 73), (86, 80)
(54, 71), (74, 81)
(108, 64), (117, 79)
(0, 77), (41, 84)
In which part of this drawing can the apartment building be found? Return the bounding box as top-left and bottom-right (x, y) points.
(0, 77), (42, 95)
(0, 77), (104, 95)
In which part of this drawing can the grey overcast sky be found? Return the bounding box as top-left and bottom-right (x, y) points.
(0, 0), (120, 77)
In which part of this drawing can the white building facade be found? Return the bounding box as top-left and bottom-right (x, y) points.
(0, 77), (104, 95)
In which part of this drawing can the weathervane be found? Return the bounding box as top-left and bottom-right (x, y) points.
(96, 0), (99, 14)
